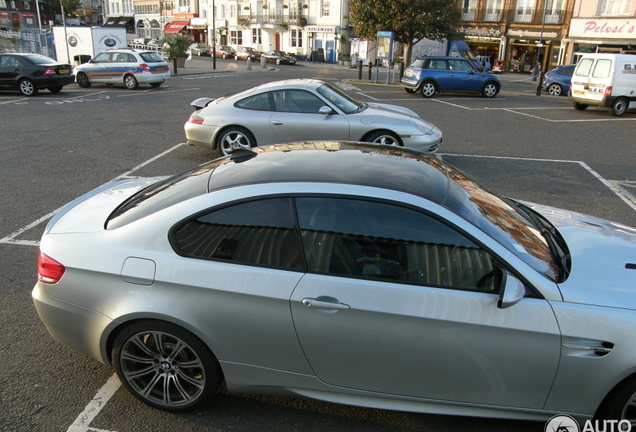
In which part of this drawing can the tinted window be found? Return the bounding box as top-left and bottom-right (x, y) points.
(140, 52), (164, 62)
(172, 198), (304, 271)
(296, 197), (498, 292)
(272, 90), (324, 113)
(557, 66), (575, 76)
(235, 93), (273, 111)
(426, 59), (449, 70)
(593, 59), (612, 78)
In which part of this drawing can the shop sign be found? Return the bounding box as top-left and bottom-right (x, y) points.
(508, 29), (559, 39)
(305, 25), (335, 33)
(459, 26), (502, 38)
(570, 18), (636, 39)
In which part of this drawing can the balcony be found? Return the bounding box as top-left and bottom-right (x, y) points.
(236, 13), (302, 26)
(483, 8), (502, 22)
(514, 10), (533, 23)
(461, 9), (476, 21)
(544, 10), (563, 24)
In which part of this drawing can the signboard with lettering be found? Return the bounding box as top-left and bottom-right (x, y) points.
(376, 31), (393, 60)
(570, 18), (636, 39)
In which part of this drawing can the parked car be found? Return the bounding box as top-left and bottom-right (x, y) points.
(33, 141), (636, 424)
(492, 59), (505, 73)
(214, 45), (236, 59)
(74, 48), (170, 90)
(234, 46), (262, 61)
(569, 54), (636, 116)
(542, 64), (575, 96)
(262, 50), (297, 65)
(0, 53), (74, 96)
(401, 56), (501, 98)
(189, 43), (210, 56)
(184, 79), (442, 156)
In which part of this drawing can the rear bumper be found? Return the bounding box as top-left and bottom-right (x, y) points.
(34, 75), (75, 88)
(184, 121), (221, 150)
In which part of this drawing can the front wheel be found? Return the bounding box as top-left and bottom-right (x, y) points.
(365, 130), (402, 146)
(609, 97), (628, 117)
(18, 79), (38, 96)
(596, 376), (636, 425)
(113, 320), (222, 411)
(481, 82), (499, 98)
(76, 72), (91, 88)
(217, 127), (256, 156)
(276, 59), (281, 65)
(420, 81), (436, 98)
(124, 74), (139, 90)
(547, 83), (562, 96)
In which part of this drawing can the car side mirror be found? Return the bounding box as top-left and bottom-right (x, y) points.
(497, 271), (526, 309)
(319, 105), (334, 115)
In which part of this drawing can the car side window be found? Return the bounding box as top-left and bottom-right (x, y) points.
(296, 197), (499, 292)
(449, 59), (472, 72)
(93, 53), (111, 63)
(0, 56), (19, 68)
(171, 198), (304, 271)
(235, 93), (274, 111)
(272, 90), (324, 113)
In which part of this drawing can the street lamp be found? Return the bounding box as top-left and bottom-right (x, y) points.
(212, 0), (216, 70)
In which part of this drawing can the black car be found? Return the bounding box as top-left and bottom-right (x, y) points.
(0, 53), (74, 96)
(262, 50), (297, 65)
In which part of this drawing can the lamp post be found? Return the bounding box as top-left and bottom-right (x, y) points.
(333, 29), (338, 64)
(535, 1), (548, 96)
(212, 0), (216, 70)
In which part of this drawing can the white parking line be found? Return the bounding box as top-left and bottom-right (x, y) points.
(66, 373), (121, 432)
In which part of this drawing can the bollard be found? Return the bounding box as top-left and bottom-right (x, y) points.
(261, 56), (267, 68)
(368, 62), (372, 81)
(358, 60), (363, 80)
(173, 57), (178, 75)
(400, 62), (405, 79)
(246, 58), (252, 70)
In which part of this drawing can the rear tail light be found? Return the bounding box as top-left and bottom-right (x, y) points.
(140, 63), (150, 72)
(38, 252), (65, 284)
(604, 86), (613, 97)
(188, 115), (204, 125)
(44, 68), (57, 76)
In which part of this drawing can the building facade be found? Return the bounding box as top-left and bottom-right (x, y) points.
(562, 0), (636, 64)
(458, 0), (576, 73)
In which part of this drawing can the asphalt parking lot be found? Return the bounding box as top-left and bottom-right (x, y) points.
(1, 63), (636, 432)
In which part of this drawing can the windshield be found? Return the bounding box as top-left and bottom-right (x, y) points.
(316, 83), (364, 114)
(442, 164), (564, 282)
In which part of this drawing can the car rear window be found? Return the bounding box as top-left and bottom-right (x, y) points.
(593, 59), (612, 78)
(140, 52), (165, 62)
(106, 160), (223, 230)
(409, 59), (425, 69)
(575, 58), (594, 77)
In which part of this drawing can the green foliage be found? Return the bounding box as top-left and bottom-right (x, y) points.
(44, 0), (83, 16)
(165, 34), (191, 59)
(349, 0), (461, 63)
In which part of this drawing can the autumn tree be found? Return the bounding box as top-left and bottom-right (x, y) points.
(348, 0), (462, 65)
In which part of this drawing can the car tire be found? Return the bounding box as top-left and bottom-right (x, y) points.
(481, 82), (499, 98)
(595, 375), (636, 425)
(404, 88), (416, 94)
(112, 320), (222, 412)
(150, 83), (162, 88)
(573, 102), (588, 111)
(609, 97), (628, 117)
(18, 78), (38, 96)
(276, 59), (281, 65)
(48, 85), (64, 93)
(420, 81), (436, 98)
(547, 83), (562, 96)
(222, 53), (227, 59)
(76, 72), (91, 88)
(124, 74), (139, 90)
(365, 130), (402, 146)
(217, 127), (256, 156)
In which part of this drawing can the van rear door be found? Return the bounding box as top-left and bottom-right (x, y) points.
(570, 57), (612, 103)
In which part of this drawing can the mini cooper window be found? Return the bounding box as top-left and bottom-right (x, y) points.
(172, 198), (305, 271)
(296, 197), (499, 292)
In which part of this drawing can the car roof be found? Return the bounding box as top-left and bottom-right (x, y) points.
(207, 142), (450, 205)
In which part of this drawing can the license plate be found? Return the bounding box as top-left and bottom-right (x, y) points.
(59, 69), (69, 74)
(573, 90), (585, 95)
(155, 67), (165, 71)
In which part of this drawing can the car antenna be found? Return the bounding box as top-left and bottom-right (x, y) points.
(230, 148), (258, 163)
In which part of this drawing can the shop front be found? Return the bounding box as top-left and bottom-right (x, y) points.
(461, 25), (504, 70)
(305, 25), (337, 63)
(563, 18), (636, 65)
(505, 28), (561, 74)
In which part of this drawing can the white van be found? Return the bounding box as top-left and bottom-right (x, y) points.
(568, 53), (636, 116)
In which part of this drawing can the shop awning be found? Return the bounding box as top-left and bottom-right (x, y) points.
(103, 16), (133, 28)
(164, 20), (189, 33)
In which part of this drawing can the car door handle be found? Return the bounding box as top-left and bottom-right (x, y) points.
(272, 121), (283, 125)
(301, 297), (350, 311)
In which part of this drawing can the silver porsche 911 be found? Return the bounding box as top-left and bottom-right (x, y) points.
(184, 79), (442, 156)
(33, 142), (636, 424)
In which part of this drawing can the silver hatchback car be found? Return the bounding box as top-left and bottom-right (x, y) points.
(184, 79), (442, 156)
(33, 142), (636, 424)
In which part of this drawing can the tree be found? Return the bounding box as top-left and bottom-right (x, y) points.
(42, 0), (83, 18)
(349, 0), (462, 65)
